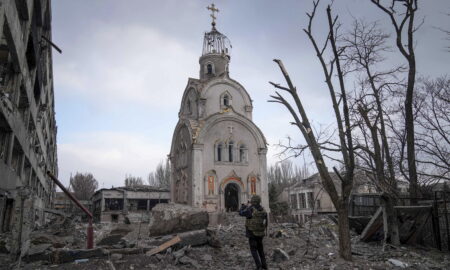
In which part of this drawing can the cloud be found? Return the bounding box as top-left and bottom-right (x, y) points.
(58, 131), (168, 188)
(55, 23), (198, 110)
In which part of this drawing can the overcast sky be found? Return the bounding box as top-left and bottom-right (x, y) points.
(51, 0), (449, 188)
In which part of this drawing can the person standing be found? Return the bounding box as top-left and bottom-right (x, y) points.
(239, 195), (268, 270)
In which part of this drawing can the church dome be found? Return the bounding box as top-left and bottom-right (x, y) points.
(202, 26), (232, 56)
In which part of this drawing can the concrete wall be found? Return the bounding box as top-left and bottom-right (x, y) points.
(0, 0), (58, 254)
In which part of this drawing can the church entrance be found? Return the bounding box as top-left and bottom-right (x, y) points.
(224, 183), (239, 212)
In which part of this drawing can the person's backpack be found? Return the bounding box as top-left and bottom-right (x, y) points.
(245, 207), (267, 237)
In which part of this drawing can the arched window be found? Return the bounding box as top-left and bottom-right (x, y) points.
(239, 144), (247, 163)
(223, 95), (230, 107)
(217, 143), (223, 162)
(207, 64), (213, 74)
(228, 141), (234, 162)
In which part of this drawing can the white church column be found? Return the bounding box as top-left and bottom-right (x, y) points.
(191, 143), (204, 207)
(258, 148), (269, 212)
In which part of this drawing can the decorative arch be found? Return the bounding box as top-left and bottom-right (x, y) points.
(220, 91), (232, 108)
(219, 170), (244, 190)
(170, 121), (193, 157)
(201, 78), (252, 109)
(196, 115), (267, 150)
(178, 84), (199, 118)
(205, 61), (215, 75)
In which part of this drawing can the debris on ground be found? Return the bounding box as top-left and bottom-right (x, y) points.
(1, 210), (450, 269)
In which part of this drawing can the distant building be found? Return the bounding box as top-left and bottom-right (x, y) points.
(91, 186), (170, 223)
(53, 192), (91, 216)
(0, 0), (58, 254)
(286, 171), (377, 223)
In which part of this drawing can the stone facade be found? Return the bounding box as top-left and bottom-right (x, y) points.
(170, 23), (269, 212)
(0, 0), (58, 254)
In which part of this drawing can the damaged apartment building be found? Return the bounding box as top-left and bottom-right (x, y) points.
(92, 186), (170, 223)
(0, 0), (58, 254)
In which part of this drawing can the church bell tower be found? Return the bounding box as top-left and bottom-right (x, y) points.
(199, 4), (232, 80)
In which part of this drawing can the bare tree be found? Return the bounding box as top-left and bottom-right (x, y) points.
(124, 175), (143, 187)
(148, 159), (171, 189)
(343, 20), (402, 245)
(70, 172), (98, 200)
(268, 160), (310, 187)
(269, 1), (355, 260)
(415, 77), (450, 183)
(370, 0), (420, 200)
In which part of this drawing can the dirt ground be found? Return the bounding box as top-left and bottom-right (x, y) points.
(3, 213), (450, 270)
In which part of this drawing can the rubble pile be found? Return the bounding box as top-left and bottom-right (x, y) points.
(2, 208), (450, 269)
(148, 203), (209, 236)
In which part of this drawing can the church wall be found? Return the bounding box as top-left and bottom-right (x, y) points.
(202, 83), (249, 118)
(171, 124), (193, 205)
(198, 119), (264, 211)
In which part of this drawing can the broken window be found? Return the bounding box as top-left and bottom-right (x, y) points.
(0, 113), (11, 163)
(137, 200), (147, 210)
(290, 194), (298, 209)
(149, 199), (168, 210)
(0, 23), (18, 97)
(23, 158), (31, 184)
(18, 85), (30, 124)
(128, 200), (138, 211)
(299, 193), (306, 209)
(1, 198), (14, 232)
(111, 214), (118, 223)
(33, 77), (41, 104)
(25, 32), (37, 71)
(105, 198), (123, 211)
(11, 138), (24, 176)
(307, 192), (314, 209)
(30, 170), (37, 190)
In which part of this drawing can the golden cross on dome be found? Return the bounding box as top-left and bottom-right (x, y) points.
(207, 3), (219, 26)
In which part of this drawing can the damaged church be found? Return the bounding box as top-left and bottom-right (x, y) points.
(170, 7), (269, 213)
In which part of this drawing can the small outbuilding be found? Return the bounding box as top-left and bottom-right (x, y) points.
(91, 186), (170, 223)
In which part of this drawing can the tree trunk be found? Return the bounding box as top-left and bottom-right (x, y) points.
(337, 203), (352, 261)
(381, 194), (400, 246)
